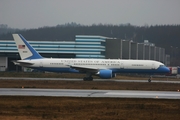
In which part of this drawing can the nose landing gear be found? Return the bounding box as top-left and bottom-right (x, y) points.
(148, 76), (152, 82)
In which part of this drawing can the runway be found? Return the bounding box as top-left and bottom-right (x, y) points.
(0, 77), (180, 83)
(0, 88), (180, 99)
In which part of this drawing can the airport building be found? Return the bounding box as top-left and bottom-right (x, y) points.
(0, 35), (170, 71)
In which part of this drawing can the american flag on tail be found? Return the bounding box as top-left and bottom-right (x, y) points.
(18, 45), (25, 49)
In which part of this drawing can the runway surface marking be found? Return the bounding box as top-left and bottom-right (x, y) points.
(0, 88), (180, 99)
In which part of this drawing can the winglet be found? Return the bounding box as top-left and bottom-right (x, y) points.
(12, 34), (43, 60)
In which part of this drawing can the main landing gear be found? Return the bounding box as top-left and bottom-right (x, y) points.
(83, 76), (93, 81)
(83, 73), (93, 81)
(148, 76), (152, 82)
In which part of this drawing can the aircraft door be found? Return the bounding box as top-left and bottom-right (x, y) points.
(40, 61), (43, 67)
(120, 62), (124, 69)
(152, 63), (155, 69)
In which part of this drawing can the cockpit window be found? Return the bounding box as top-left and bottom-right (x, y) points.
(159, 65), (165, 67)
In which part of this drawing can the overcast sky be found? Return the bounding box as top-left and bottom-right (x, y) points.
(1, 0), (180, 29)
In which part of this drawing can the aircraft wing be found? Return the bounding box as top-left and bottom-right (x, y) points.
(68, 65), (100, 73)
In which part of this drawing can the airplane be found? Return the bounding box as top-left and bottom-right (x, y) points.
(12, 34), (170, 82)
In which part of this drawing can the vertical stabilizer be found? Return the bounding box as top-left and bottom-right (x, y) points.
(13, 34), (43, 60)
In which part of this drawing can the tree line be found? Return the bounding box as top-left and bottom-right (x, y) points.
(0, 23), (180, 65)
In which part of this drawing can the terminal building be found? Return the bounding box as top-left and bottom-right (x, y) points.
(0, 35), (170, 71)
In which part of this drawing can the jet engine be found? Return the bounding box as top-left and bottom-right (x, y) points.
(99, 69), (113, 79)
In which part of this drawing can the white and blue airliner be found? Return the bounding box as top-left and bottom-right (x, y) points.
(12, 34), (170, 82)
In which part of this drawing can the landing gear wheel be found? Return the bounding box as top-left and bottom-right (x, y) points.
(83, 77), (93, 81)
(83, 77), (87, 81)
(148, 76), (152, 82)
(83, 73), (93, 81)
(89, 77), (93, 81)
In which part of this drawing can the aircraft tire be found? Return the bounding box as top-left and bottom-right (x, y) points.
(83, 77), (93, 81)
(89, 77), (93, 81)
(83, 77), (87, 81)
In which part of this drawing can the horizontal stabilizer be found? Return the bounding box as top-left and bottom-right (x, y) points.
(12, 60), (34, 66)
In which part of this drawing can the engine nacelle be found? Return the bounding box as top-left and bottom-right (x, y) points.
(99, 69), (112, 79)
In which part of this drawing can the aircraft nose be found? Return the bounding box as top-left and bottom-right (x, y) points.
(163, 67), (170, 73)
(158, 66), (170, 73)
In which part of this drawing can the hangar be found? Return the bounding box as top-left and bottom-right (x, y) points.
(0, 35), (169, 71)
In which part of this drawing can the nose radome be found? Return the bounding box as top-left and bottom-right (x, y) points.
(164, 67), (170, 73)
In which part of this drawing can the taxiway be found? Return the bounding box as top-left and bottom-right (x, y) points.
(0, 77), (180, 83)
